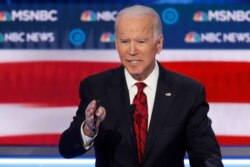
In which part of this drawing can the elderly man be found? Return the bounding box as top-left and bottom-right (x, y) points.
(59, 5), (223, 167)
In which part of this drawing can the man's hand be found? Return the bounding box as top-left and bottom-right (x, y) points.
(83, 100), (106, 137)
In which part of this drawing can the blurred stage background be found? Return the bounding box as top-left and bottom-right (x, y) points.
(0, 0), (250, 166)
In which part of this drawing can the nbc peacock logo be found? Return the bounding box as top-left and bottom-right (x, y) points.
(193, 11), (208, 22)
(0, 11), (11, 21)
(100, 32), (115, 43)
(184, 32), (201, 43)
(0, 33), (4, 42)
(80, 10), (97, 21)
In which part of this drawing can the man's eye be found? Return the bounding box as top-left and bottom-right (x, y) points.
(121, 40), (128, 44)
(138, 40), (146, 44)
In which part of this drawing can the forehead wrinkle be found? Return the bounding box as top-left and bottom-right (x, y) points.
(117, 17), (154, 40)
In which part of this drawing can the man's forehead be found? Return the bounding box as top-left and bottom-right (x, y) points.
(117, 17), (154, 29)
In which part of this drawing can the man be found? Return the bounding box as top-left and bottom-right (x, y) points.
(59, 5), (223, 167)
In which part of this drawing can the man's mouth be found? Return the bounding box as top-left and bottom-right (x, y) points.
(128, 60), (140, 65)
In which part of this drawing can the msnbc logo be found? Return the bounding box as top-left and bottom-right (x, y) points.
(100, 32), (115, 43)
(193, 10), (250, 22)
(185, 32), (201, 43)
(0, 10), (57, 22)
(193, 11), (208, 22)
(80, 10), (117, 22)
(0, 11), (11, 21)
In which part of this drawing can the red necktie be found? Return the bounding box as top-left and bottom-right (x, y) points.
(133, 82), (148, 164)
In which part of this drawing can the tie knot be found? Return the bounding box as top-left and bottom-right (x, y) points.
(135, 82), (146, 93)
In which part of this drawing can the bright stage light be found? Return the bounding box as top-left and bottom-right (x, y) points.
(0, 158), (249, 166)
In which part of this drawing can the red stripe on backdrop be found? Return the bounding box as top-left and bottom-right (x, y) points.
(0, 61), (249, 106)
(0, 134), (60, 146)
(0, 134), (249, 146)
(217, 136), (250, 146)
(0, 62), (120, 106)
(165, 62), (250, 103)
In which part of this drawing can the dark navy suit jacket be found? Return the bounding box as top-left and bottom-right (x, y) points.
(59, 63), (223, 167)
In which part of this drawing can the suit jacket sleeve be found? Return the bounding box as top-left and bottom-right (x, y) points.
(186, 85), (223, 167)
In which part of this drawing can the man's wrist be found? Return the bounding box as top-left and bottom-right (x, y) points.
(80, 122), (95, 150)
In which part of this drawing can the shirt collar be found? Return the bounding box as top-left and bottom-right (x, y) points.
(125, 61), (159, 90)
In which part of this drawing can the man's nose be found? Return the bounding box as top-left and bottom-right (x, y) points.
(129, 42), (137, 56)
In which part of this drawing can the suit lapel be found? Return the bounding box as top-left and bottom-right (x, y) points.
(106, 66), (137, 155)
(143, 65), (178, 162)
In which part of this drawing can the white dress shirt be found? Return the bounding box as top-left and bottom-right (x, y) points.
(124, 61), (159, 127)
(81, 61), (159, 148)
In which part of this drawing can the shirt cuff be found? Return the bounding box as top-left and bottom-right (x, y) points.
(80, 121), (97, 150)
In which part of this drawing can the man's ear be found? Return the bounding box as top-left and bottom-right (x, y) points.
(115, 37), (119, 50)
(156, 35), (164, 54)
(115, 40), (118, 49)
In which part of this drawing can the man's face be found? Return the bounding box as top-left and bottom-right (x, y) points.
(115, 15), (163, 81)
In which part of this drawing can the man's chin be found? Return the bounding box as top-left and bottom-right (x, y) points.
(131, 73), (144, 81)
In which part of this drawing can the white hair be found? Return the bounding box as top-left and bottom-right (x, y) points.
(114, 5), (163, 40)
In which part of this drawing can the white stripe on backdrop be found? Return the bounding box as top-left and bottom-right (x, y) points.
(0, 50), (250, 63)
(0, 103), (249, 137)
